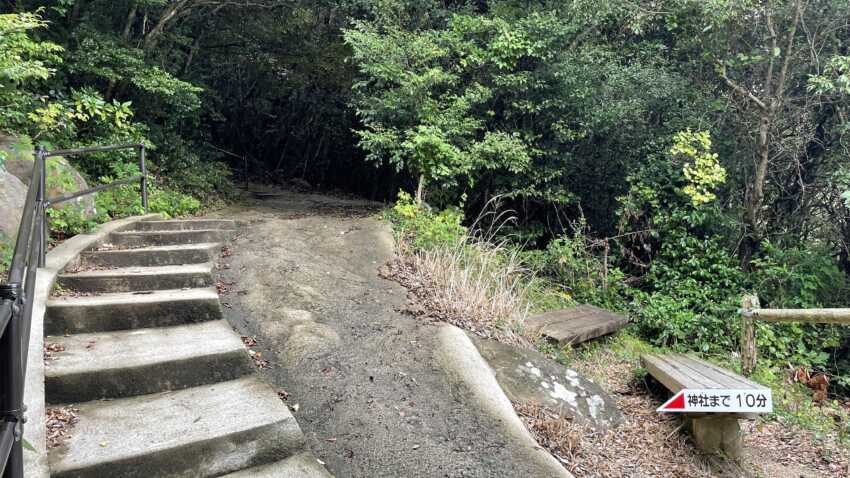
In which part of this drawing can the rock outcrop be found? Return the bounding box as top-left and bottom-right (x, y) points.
(0, 168), (27, 241)
(1, 134), (97, 218)
(472, 335), (624, 431)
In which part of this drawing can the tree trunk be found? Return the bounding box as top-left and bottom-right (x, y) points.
(144, 0), (192, 51)
(415, 174), (425, 205)
(123, 2), (138, 40)
(67, 0), (83, 24)
(733, 0), (802, 269)
(182, 36), (201, 75)
(740, 110), (772, 269)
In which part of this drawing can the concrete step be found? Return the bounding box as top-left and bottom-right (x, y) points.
(110, 229), (232, 248)
(56, 263), (213, 293)
(48, 376), (306, 478)
(45, 320), (253, 403)
(80, 242), (221, 268)
(132, 219), (237, 231)
(222, 452), (333, 478)
(45, 287), (222, 335)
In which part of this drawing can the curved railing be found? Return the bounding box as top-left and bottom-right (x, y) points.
(0, 143), (147, 478)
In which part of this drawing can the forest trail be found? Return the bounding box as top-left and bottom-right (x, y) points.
(208, 188), (563, 478)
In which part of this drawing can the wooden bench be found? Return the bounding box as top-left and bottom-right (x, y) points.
(641, 353), (771, 458)
(526, 304), (628, 346)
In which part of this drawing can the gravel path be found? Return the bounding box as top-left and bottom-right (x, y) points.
(208, 189), (555, 478)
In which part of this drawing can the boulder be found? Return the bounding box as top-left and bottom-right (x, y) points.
(0, 135), (96, 219)
(0, 133), (34, 184)
(44, 156), (98, 218)
(472, 335), (624, 431)
(0, 169), (27, 242)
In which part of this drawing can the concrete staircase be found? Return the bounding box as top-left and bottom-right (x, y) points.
(44, 218), (331, 478)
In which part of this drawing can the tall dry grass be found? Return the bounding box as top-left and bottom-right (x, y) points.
(398, 202), (534, 343)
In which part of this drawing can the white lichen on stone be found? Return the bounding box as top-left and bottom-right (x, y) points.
(541, 382), (550, 389)
(586, 395), (606, 419)
(549, 381), (578, 408)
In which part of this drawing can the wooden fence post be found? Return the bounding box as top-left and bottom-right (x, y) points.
(740, 294), (760, 376)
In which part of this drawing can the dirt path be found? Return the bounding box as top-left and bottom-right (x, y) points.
(207, 189), (556, 478)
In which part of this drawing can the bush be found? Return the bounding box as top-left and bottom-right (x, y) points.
(750, 242), (849, 369)
(46, 205), (100, 237)
(46, 161), (202, 238)
(95, 161), (201, 220)
(387, 191), (466, 251)
(523, 225), (629, 311)
(0, 233), (12, 280)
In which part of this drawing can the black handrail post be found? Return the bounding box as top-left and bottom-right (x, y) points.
(36, 147), (47, 268)
(139, 144), (148, 213)
(0, 291), (24, 478)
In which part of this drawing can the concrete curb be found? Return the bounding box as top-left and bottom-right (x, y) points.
(434, 324), (574, 478)
(23, 214), (160, 478)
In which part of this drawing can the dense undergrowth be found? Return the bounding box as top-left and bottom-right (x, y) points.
(386, 191), (850, 440)
(0, 10), (233, 277)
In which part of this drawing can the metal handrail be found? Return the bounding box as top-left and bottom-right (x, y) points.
(0, 143), (148, 478)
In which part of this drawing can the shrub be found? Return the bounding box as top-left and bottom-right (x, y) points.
(95, 161), (201, 220)
(0, 233), (13, 280)
(750, 242), (849, 369)
(387, 190), (466, 251)
(523, 220), (629, 311)
(46, 205), (100, 237)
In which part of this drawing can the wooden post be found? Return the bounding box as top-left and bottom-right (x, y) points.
(740, 294), (759, 376)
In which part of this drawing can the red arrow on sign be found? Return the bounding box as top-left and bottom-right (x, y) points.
(658, 391), (686, 411)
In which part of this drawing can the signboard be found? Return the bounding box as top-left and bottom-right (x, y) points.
(657, 388), (773, 414)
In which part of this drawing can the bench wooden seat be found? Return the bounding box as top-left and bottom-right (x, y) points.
(526, 304), (628, 346)
(641, 353), (770, 458)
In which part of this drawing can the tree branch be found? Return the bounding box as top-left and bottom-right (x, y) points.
(720, 68), (768, 111)
(775, 0), (803, 104)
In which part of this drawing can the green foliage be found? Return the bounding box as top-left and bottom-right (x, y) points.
(670, 130), (726, 206)
(69, 32), (202, 115)
(0, 12), (61, 83)
(0, 11), (62, 131)
(0, 233), (13, 279)
(46, 205), (98, 237)
(387, 191), (466, 251)
(523, 221), (627, 310)
(808, 56), (850, 96)
(147, 187), (202, 218)
(95, 162), (201, 220)
(749, 242), (848, 367)
(27, 87), (138, 142)
(345, 7), (693, 214)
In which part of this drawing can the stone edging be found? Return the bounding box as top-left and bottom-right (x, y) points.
(434, 324), (574, 478)
(23, 213), (160, 477)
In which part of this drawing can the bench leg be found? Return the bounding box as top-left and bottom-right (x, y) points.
(688, 416), (743, 459)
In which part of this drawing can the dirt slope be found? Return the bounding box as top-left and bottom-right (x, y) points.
(208, 189), (561, 478)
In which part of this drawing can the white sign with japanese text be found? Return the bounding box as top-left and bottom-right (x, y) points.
(657, 388), (773, 413)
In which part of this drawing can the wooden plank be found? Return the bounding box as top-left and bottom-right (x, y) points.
(752, 308), (850, 325)
(741, 295), (759, 376)
(656, 354), (727, 389)
(641, 353), (705, 392)
(542, 318), (623, 345)
(673, 354), (767, 390)
(525, 305), (595, 333)
(539, 306), (628, 345)
(669, 354), (744, 389)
